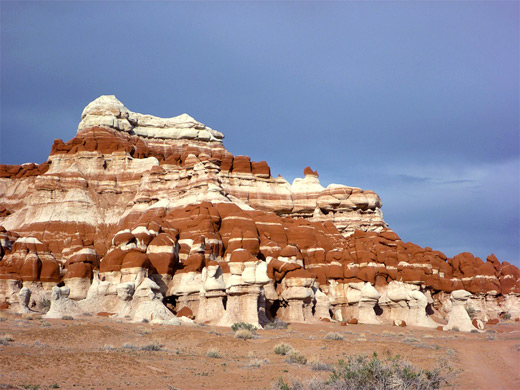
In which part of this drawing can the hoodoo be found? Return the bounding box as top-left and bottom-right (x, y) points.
(1, 96), (519, 329)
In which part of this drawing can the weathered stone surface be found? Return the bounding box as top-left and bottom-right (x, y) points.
(0, 96), (518, 327)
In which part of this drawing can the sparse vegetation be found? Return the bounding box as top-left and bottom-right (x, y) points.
(503, 313), (511, 320)
(274, 343), (293, 355)
(264, 319), (289, 330)
(285, 350), (307, 365)
(231, 322), (257, 333)
(235, 329), (255, 339)
(247, 357), (270, 368)
(0, 334), (14, 345)
(121, 342), (139, 350)
(325, 332), (344, 340)
(309, 359), (334, 371)
(136, 326), (152, 335)
(206, 348), (222, 358)
(139, 341), (163, 351)
(273, 352), (454, 390)
(61, 315), (74, 321)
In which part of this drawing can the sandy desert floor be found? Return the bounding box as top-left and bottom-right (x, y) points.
(0, 313), (518, 390)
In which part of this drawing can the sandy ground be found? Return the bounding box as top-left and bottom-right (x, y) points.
(0, 313), (519, 390)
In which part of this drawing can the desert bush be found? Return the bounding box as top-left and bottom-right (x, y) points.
(0, 334), (14, 345)
(274, 343), (293, 355)
(445, 349), (456, 356)
(285, 350), (307, 365)
(61, 315), (74, 321)
(503, 313), (511, 320)
(247, 358), (270, 368)
(101, 344), (115, 351)
(231, 322), (257, 333)
(324, 332), (344, 341)
(264, 319), (289, 330)
(329, 353), (452, 390)
(273, 353), (454, 390)
(121, 342), (139, 350)
(309, 359), (334, 372)
(235, 329), (255, 340)
(140, 341), (163, 351)
(137, 326), (152, 336)
(206, 348), (222, 358)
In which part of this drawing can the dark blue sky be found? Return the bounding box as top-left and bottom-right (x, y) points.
(1, 1), (519, 266)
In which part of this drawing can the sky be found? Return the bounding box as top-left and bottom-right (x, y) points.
(1, 1), (519, 267)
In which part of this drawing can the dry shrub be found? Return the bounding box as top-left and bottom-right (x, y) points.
(273, 352), (455, 390)
(285, 350), (307, 365)
(206, 348), (222, 358)
(274, 343), (293, 355)
(235, 329), (255, 340)
(324, 332), (344, 340)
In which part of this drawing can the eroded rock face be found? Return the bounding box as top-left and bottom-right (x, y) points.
(445, 290), (478, 332)
(0, 96), (519, 326)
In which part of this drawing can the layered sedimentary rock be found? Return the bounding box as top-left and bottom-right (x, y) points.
(0, 96), (519, 328)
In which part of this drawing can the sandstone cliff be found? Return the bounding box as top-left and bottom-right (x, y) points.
(1, 96), (518, 329)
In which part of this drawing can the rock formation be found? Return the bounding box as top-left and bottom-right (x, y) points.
(0, 95), (519, 328)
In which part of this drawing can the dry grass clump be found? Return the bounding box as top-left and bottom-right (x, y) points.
(264, 319), (289, 330)
(309, 358), (334, 371)
(231, 322), (257, 333)
(247, 357), (270, 368)
(273, 343), (293, 355)
(139, 340), (163, 351)
(121, 342), (139, 350)
(136, 326), (152, 336)
(0, 334), (14, 345)
(235, 329), (255, 340)
(206, 348), (222, 358)
(285, 350), (307, 365)
(274, 352), (454, 390)
(324, 332), (344, 340)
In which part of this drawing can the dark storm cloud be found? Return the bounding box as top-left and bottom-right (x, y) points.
(1, 1), (518, 266)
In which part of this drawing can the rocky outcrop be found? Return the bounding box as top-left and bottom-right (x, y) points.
(0, 96), (519, 326)
(444, 290), (479, 332)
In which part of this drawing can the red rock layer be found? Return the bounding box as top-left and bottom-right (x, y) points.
(0, 96), (517, 301)
(1, 201), (519, 297)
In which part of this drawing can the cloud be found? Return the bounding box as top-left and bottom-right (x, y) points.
(1, 1), (518, 267)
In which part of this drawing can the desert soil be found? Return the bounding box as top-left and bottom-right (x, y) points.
(0, 313), (519, 390)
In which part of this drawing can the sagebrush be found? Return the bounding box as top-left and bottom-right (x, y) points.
(231, 322), (257, 333)
(273, 352), (454, 390)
